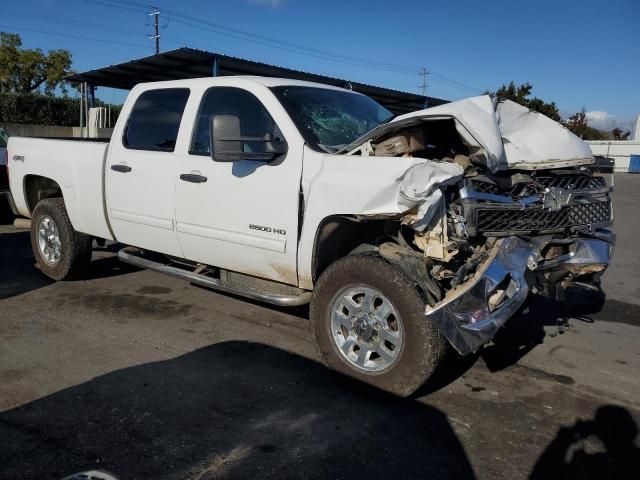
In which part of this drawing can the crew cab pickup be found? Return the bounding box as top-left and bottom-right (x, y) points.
(7, 77), (615, 395)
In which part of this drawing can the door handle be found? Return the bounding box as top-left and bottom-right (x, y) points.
(111, 164), (132, 173)
(180, 173), (208, 183)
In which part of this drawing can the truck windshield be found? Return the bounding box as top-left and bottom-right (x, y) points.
(271, 86), (394, 153)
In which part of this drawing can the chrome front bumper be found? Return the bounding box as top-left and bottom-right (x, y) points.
(426, 230), (615, 355)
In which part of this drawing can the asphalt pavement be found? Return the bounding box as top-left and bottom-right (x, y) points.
(0, 175), (639, 480)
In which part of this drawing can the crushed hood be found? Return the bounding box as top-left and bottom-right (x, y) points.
(342, 95), (594, 173)
(495, 99), (594, 169)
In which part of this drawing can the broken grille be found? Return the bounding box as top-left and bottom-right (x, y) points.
(536, 176), (607, 190)
(475, 201), (612, 234)
(471, 175), (607, 197)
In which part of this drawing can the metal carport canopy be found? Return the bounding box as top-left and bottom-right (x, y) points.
(65, 47), (448, 115)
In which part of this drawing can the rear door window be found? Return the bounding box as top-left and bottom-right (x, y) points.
(124, 89), (190, 152)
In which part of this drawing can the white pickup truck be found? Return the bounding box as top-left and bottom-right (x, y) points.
(7, 77), (614, 395)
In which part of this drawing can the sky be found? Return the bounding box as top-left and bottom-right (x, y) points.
(2, 0), (639, 132)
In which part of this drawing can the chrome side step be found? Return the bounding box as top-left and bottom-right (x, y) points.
(117, 247), (312, 307)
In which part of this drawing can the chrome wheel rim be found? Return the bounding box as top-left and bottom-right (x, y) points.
(37, 215), (62, 265)
(330, 285), (404, 372)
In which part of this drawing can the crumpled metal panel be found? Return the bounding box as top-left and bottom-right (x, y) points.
(496, 100), (595, 168)
(396, 161), (464, 231)
(425, 237), (531, 355)
(346, 95), (595, 172)
(425, 232), (615, 356)
(532, 229), (616, 274)
(400, 95), (508, 171)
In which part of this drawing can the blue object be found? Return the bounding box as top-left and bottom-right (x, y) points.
(630, 154), (640, 173)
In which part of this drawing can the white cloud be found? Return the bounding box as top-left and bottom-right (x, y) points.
(585, 110), (636, 133)
(248, 0), (287, 7)
(585, 111), (612, 130)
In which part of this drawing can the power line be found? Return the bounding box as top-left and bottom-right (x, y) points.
(4, 10), (146, 37)
(85, 0), (149, 14)
(83, 0), (431, 75)
(429, 72), (483, 94)
(6, 0), (487, 96)
(0, 24), (153, 50)
(94, 0), (486, 95)
(87, 0), (423, 73)
(85, 0), (488, 95)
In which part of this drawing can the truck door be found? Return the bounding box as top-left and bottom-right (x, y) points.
(174, 86), (303, 286)
(105, 88), (190, 257)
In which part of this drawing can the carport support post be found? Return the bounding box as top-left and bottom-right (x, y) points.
(84, 84), (96, 138)
(88, 85), (96, 109)
(79, 83), (84, 134)
(212, 57), (219, 77)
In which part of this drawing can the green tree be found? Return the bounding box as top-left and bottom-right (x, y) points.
(611, 127), (631, 140)
(0, 32), (73, 95)
(489, 81), (561, 121)
(564, 107), (609, 140)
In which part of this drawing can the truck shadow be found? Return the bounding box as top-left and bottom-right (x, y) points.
(0, 231), (139, 299)
(189, 287), (613, 397)
(0, 230), (52, 299)
(480, 290), (606, 373)
(418, 290), (610, 395)
(0, 341), (476, 480)
(0, 199), (15, 225)
(78, 248), (141, 281)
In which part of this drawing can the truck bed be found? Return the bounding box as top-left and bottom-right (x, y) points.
(8, 137), (114, 240)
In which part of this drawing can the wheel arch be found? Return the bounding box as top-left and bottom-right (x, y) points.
(311, 215), (387, 284)
(310, 215), (441, 305)
(23, 174), (63, 215)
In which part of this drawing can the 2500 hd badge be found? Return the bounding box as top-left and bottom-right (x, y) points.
(249, 224), (287, 235)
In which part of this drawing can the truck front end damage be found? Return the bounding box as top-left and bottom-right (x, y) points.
(429, 168), (615, 354)
(340, 95), (614, 355)
(423, 229), (614, 355)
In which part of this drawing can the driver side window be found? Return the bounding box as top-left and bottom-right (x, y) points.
(190, 87), (278, 157)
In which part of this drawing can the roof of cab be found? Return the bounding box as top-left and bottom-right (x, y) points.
(135, 75), (354, 92)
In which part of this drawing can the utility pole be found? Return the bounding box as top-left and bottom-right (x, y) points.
(419, 68), (429, 97)
(149, 6), (160, 54)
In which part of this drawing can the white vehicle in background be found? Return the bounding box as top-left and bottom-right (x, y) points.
(6, 77), (615, 396)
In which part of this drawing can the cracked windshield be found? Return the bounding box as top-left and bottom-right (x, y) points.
(272, 85), (394, 152)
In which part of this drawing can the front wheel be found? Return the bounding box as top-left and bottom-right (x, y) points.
(30, 198), (93, 280)
(310, 253), (448, 397)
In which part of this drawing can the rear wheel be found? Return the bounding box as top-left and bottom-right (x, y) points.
(310, 253), (448, 396)
(30, 198), (93, 280)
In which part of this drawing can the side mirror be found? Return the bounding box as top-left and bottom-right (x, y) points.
(210, 114), (288, 162)
(211, 114), (243, 162)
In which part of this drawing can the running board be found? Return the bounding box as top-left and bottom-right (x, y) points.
(117, 247), (312, 307)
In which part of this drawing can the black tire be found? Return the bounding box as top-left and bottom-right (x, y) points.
(30, 198), (93, 280)
(310, 253), (448, 397)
